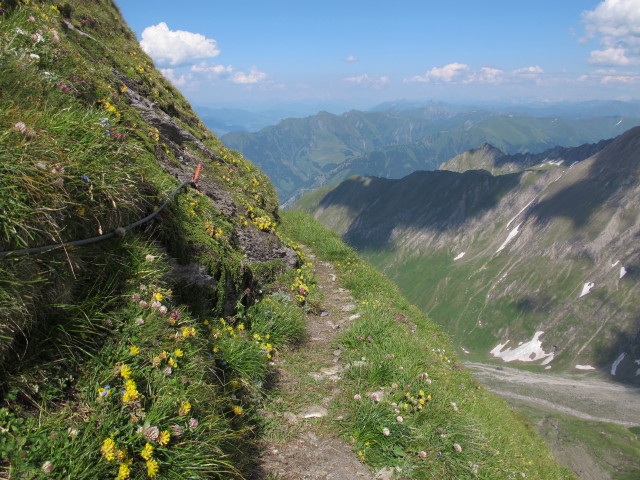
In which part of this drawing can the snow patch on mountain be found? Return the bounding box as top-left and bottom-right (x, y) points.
(497, 222), (522, 253)
(579, 282), (595, 297)
(490, 331), (554, 365)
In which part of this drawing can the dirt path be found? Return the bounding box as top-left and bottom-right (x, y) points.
(250, 253), (376, 480)
(466, 362), (640, 426)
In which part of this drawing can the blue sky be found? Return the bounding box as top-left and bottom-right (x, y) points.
(115, 0), (640, 110)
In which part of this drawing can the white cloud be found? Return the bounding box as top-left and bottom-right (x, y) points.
(190, 61), (234, 79)
(582, 0), (640, 65)
(345, 55), (359, 62)
(140, 22), (220, 67)
(474, 67), (505, 84)
(344, 73), (390, 89)
(513, 66), (544, 76)
(231, 66), (270, 84)
(160, 68), (189, 86)
(405, 63), (543, 85)
(579, 68), (640, 83)
(410, 62), (470, 83)
(589, 47), (638, 65)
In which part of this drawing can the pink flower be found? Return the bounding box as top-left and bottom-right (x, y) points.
(59, 83), (70, 93)
(396, 416), (404, 423)
(139, 300), (148, 308)
(132, 293), (140, 302)
(151, 300), (161, 308)
(353, 394), (361, 401)
(370, 392), (381, 402)
(418, 451), (427, 458)
(382, 427), (390, 436)
(13, 122), (27, 134)
(159, 305), (167, 314)
(453, 443), (462, 453)
(135, 318), (144, 325)
(28, 16), (35, 23)
(81, 19), (88, 24)
(188, 418), (199, 429)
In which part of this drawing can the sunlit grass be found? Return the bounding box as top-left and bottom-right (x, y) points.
(280, 210), (576, 479)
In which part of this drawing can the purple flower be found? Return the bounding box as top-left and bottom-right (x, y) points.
(59, 83), (69, 93)
(188, 418), (199, 429)
(170, 310), (181, 319)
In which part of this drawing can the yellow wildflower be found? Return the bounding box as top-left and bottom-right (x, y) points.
(182, 326), (196, 338)
(146, 458), (159, 478)
(167, 357), (177, 368)
(153, 292), (163, 302)
(233, 406), (243, 415)
(122, 379), (139, 403)
(140, 443), (153, 461)
(117, 463), (130, 480)
(157, 430), (170, 446)
(119, 364), (132, 379)
(178, 401), (191, 415)
(100, 437), (116, 461)
(173, 349), (184, 357)
(129, 345), (140, 355)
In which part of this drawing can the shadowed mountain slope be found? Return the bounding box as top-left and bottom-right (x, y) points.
(298, 127), (640, 384)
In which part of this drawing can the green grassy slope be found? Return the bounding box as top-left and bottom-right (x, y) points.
(281, 211), (575, 479)
(0, 1), (577, 478)
(0, 1), (303, 478)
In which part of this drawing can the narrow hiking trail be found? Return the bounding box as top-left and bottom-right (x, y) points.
(250, 251), (377, 480)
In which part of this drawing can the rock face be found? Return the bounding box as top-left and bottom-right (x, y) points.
(299, 127), (640, 384)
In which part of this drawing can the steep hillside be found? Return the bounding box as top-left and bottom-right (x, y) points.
(0, 1), (578, 479)
(298, 127), (640, 385)
(223, 105), (640, 204)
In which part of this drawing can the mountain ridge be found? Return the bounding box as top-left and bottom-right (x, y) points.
(222, 106), (640, 204)
(297, 126), (640, 384)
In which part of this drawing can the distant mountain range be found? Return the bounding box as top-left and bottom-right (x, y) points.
(295, 126), (640, 385)
(219, 101), (640, 205)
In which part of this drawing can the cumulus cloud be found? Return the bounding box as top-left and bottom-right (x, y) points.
(579, 68), (640, 83)
(231, 66), (270, 84)
(405, 63), (542, 85)
(582, 0), (640, 66)
(589, 47), (638, 65)
(344, 73), (390, 89)
(140, 22), (220, 67)
(160, 68), (189, 86)
(345, 55), (359, 62)
(407, 62), (470, 83)
(188, 62), (270, 85)
(190, 61), (234, 79)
